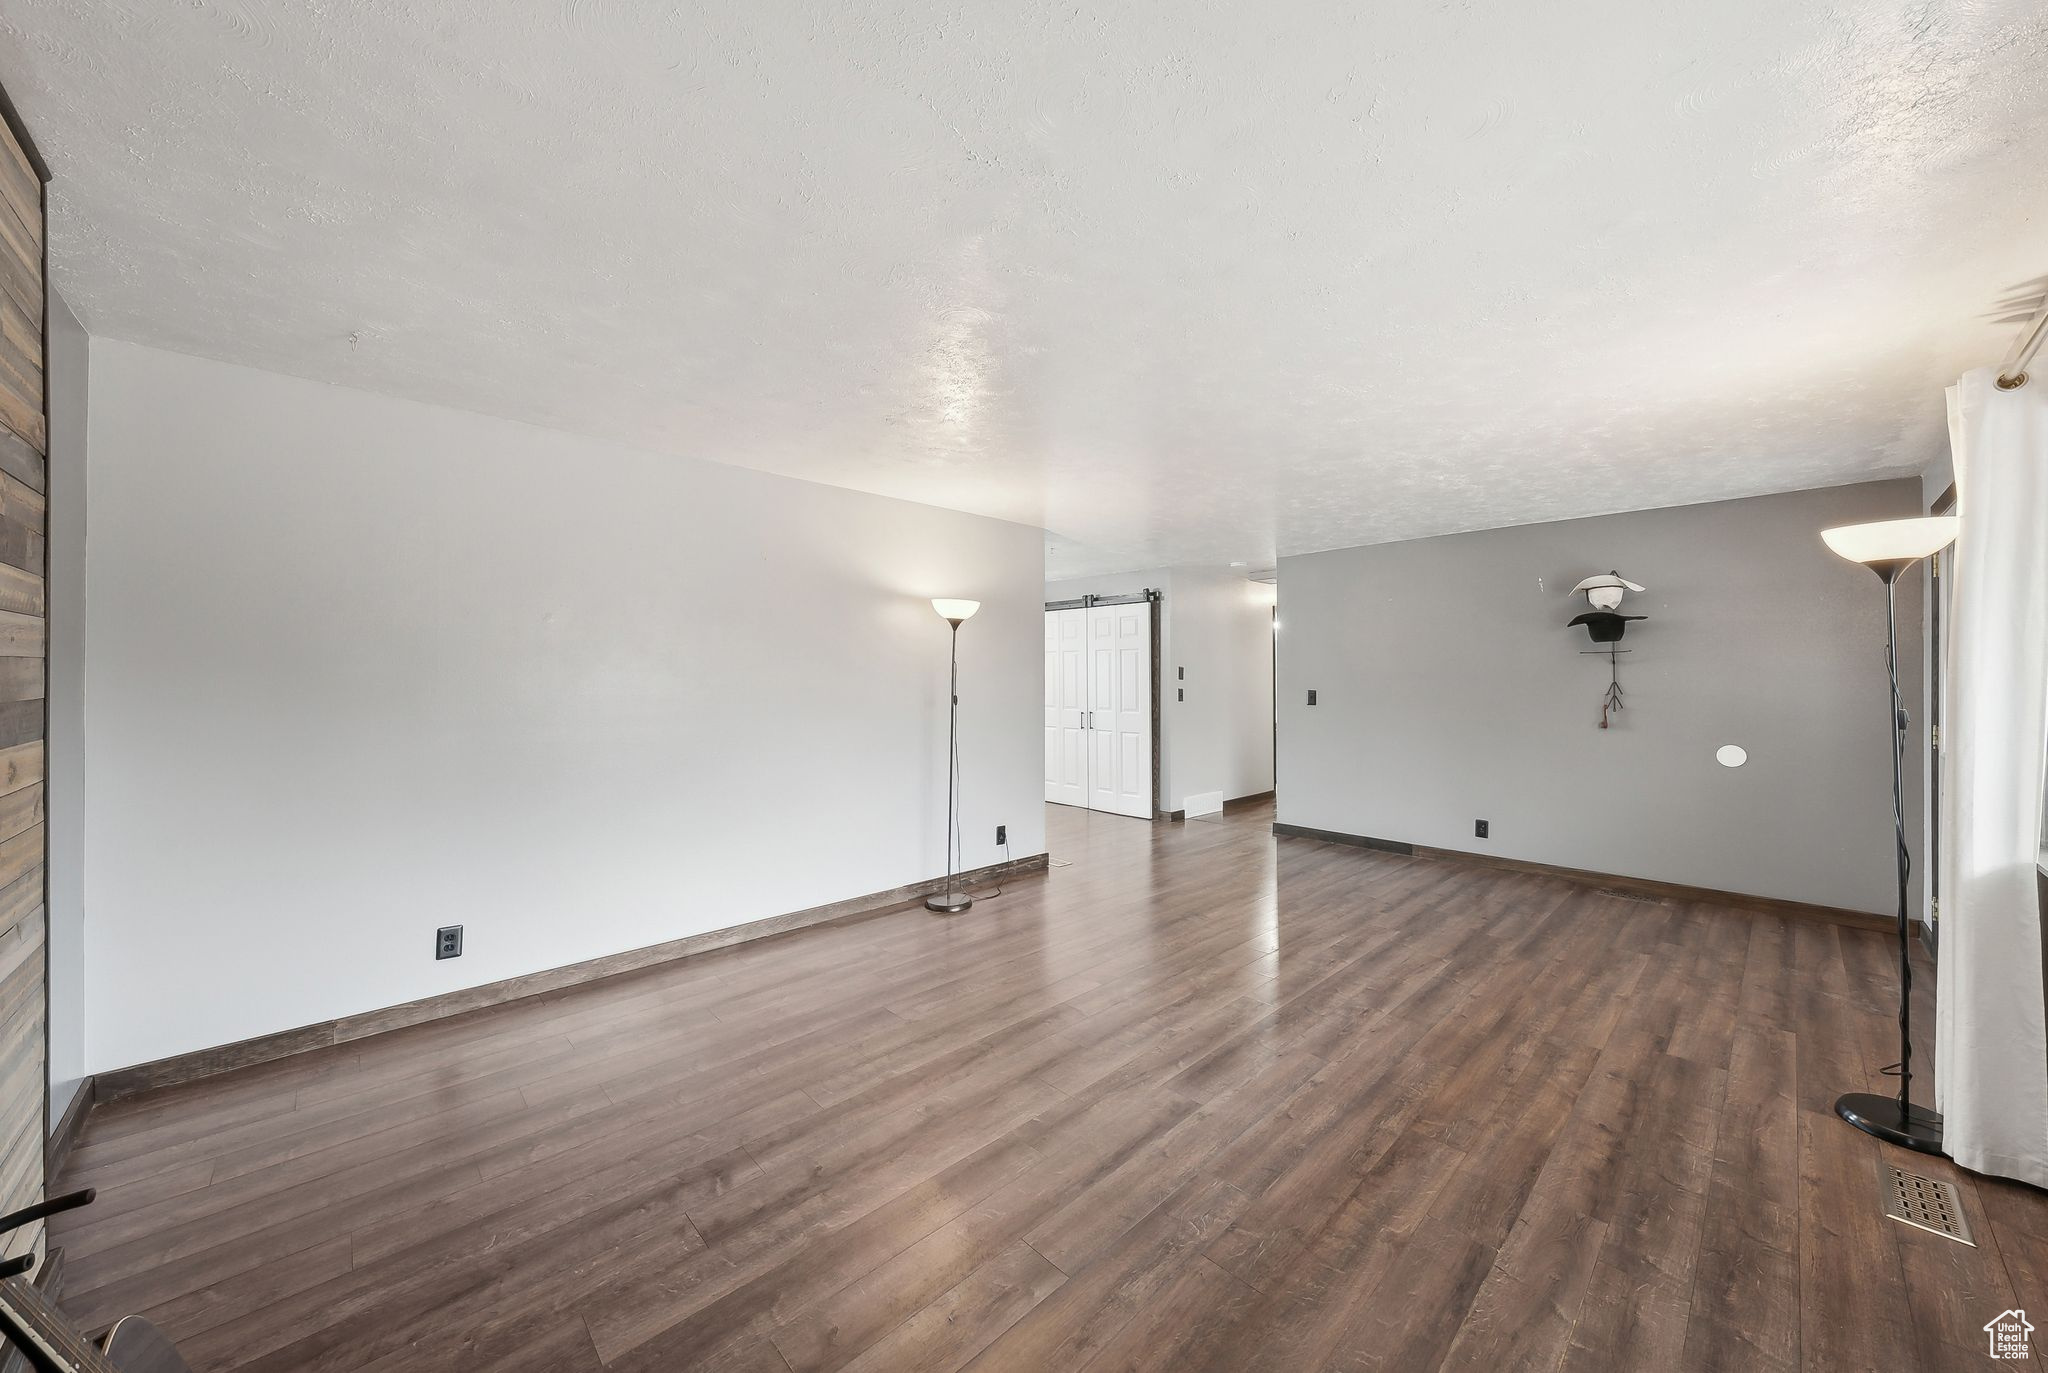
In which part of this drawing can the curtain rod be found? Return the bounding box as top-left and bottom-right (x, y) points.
(1997, 296), (2048, 391)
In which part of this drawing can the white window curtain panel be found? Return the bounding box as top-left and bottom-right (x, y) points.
(1935, 366), (2048, 1185)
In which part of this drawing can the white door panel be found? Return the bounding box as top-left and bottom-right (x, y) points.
(1086, 609), (1119, 812)
(1048, 601), (1153, 818)
(1043, 608), (1088, 806)
(1110, 605), (1153, 817)
(1091, 603), (1154, 818)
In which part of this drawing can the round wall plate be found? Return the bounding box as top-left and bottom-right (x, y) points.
(1716, 744), (1748, 768)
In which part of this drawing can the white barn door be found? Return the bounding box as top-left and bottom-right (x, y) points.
(1043, 608), (1088, 807)
(1086, 603), (1154, 818)
(1045, 600), (1154, 818)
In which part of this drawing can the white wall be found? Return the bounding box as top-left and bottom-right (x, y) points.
(82, 341), (1045, 1074)
(1168, 567), (1275, 811)
(44, 287), (87, 1120)
(1279, 480), (1924, 916)
(1043, 566), (1274, 815)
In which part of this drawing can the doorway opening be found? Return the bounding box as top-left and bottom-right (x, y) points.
(1043, 592), (1160, 819)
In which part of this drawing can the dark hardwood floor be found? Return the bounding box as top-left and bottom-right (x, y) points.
(50, 799), (2048, 1371)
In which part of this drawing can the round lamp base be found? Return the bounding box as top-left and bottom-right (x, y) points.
(1836, 1092), (1945, 1155)
(924, 892), (973, 914)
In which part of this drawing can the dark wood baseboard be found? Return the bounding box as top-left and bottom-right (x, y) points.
(96, 852), (1051, 1102)
(44, 1077), (93, 1182)
(1271, 822), (1890, 932)
(1271, 822), (1412, 854)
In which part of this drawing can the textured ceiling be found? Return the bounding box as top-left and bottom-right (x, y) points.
(3, 1), (2045, 577)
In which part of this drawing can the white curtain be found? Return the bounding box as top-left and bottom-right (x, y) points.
(1935, 366), (2048, 1185)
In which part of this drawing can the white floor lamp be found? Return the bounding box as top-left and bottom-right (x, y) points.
(1820, 515), (1959, 1155)
(927, 598), (980, 913)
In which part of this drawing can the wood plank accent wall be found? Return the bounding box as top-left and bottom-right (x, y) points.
(0, 99), (45, 1265)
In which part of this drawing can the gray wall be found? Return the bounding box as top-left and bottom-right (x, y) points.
(1278, 479), (1925, 916)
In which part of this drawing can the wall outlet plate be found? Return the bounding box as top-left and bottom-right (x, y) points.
(436, 925), (464, 960)
(1474, 820), (1489, 839)
(995, 824), (1007, 846)
(1307, 689), (1318, 705)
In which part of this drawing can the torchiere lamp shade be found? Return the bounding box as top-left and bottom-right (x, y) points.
(1821, 517), (1960, 572)
(931, 598), (981, 625)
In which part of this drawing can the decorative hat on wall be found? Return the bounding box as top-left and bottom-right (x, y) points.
(1567, 571), (1646, 729)
(1566, 571), (1647, 644)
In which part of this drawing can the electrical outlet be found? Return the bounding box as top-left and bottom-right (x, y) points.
(1307, 689), (1318, 706)
(1177, 666), (1185, 680)
(1474, 820), (1489, 839)
(995, 824), (1007, 846)
(436, 925), (463, 960)
(1177, 688), (1184, 702)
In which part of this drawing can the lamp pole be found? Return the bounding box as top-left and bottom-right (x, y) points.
(1833, 558), (1942, 1153)
(926, 603), (975, 913)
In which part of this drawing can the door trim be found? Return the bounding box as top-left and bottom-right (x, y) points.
(1924, 482), (1955, 958)
(1149, 595), (1161, 819)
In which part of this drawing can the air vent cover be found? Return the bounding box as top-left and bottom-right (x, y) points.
(1883, 1164), (1973, 1245)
